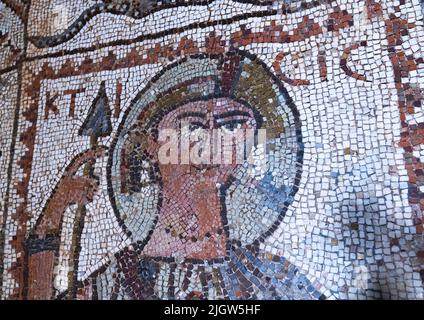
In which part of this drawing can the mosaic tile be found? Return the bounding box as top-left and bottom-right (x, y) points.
(0, 0), (423, 300)
(0, 1), (24, 71)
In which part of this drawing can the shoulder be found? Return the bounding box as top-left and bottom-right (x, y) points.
(257, 250), (326, 300)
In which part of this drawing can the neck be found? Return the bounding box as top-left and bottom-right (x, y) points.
(142, 173), (227, 260)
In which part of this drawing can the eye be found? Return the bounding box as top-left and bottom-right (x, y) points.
(188, 123), (203, 132)
(220, 121), (244, 133)
(180, 121), (206, 138)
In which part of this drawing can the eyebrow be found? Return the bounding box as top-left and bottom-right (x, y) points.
(214, 110), (252, 120)
(176, 112), (207, 120)
(216, 119), (248, 127)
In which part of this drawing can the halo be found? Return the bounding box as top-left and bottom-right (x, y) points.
(107, 50), (303, 249)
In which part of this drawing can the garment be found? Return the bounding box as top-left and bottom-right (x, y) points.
(94, 242), (325, 300)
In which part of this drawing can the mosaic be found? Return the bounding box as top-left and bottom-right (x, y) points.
(0, 0), (424, 300)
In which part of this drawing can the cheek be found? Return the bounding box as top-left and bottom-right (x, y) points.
(158, 163), (190, 181)
(214, 165), (238, 182)
(158, 163), (174, 175)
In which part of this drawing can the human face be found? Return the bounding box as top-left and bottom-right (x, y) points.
(154, 97), (258, 185)
(140, 98), (258, 259)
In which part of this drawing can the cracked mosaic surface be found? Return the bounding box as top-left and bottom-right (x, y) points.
(0, 0), (424, 300)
